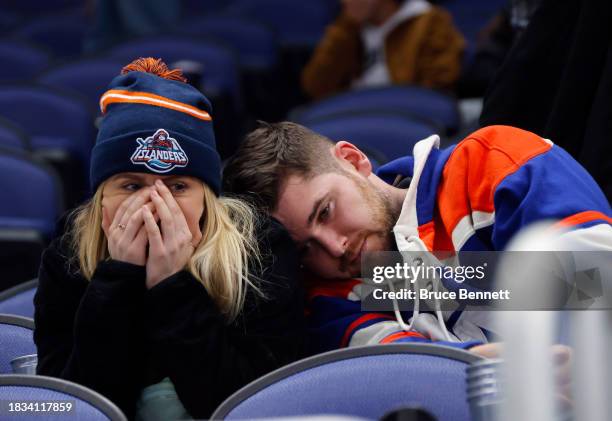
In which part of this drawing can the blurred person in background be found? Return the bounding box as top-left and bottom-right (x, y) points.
(301, 0), (465, 101)
(480, 0), (612, 200)
(34, 58), (306, 419)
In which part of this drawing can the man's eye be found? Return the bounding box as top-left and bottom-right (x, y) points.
(319, 203), (331, 222)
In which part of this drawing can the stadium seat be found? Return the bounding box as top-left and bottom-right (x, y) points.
(176, 14), (283, 120)
(0, 315), (35, 375)
(0, 118), (30, 152)
(38, 59), (124, 110)
(0, 375), (128, 420)
(11, 14), (88, 58)
(0, 279), (38, 319)
(0, 11), (20, 35)
(293, 86), (460, 135)
(177, 15), (279, 71)
(106, 36), (240, 106)
(0, 85), (95, 205)
(2, 0), (81, 15)
(227, 0), (333, 47)
(212, 343), (482, 420)
(225, 0), (336, 111)
(0, 40), (50, 83)
(0, 150), (63, 238)
(304, 112), (439, 162)
(182, 0), (233, 16)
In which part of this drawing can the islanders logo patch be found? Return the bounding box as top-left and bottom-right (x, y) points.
(130, 129), (189, 173)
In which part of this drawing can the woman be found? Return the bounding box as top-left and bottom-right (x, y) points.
(33, 58), (306, 419)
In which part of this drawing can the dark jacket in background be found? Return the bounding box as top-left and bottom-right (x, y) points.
(480, 0), (612, 201)
(33, 218), (307, 419)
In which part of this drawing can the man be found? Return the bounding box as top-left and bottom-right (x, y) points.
(224, 122), (612, 352)
(301, 0), (464, 100)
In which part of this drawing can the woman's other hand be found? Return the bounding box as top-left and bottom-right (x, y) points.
(143, 180), (201, 289)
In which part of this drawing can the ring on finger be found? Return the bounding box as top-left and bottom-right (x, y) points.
(117, 223), (127, 230)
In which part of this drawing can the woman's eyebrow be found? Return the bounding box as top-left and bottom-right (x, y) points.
(113, 174), (142, 182)
(162, 175), (183, 181)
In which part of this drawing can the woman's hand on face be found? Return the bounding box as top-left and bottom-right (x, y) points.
(143, 180), (202, 289)
(102, 187), (154, 266)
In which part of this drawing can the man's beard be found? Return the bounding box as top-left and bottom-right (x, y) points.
(342, 171), (398, 273)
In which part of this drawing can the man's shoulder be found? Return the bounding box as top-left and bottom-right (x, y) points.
(443, 125), (553, 178)
(454, 125), (551, 158)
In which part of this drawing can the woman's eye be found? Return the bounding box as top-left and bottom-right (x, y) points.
(123, 183), (141, 191)
(170, 182), (187, 192)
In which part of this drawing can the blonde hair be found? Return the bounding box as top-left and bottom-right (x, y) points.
(67, 181), (261, 322)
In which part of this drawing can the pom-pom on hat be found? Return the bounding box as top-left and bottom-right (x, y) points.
(90, 58), (221, 195)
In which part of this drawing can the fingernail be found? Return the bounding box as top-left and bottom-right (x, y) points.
(156, 179), (163, 187)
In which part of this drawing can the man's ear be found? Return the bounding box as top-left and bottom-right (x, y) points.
(332, 141), (372, 176)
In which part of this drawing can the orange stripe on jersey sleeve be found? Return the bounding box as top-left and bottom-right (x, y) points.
(429, 126), (552, 250)
(553, 210), (612, 229)
(380, 330), (427, 344)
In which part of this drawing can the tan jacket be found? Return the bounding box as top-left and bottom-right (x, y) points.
(301, 6), (465, 100)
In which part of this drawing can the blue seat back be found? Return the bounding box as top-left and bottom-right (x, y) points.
(0, 85), (95, 164)
(295, 86), (459, 134)
(12, 14), (87, 58)
(0, 315), (35, 374)
(214, 344), (481, 421)
(0, 152), (61, 236)
(182, 0), (233, 15)
(0, 40), (50, 83)
(0, 375), (128, 420)
(0, 118), (29, 152)
(178, 15), (279, 70)
(0, 11), (20, 35)
(227, 0), (333, 47)
(107, 36), (241, 105)
(305, 113), (437, 162)
(38, 59), (124, 110)
(2, 0), (81, 15)
(0, 280), (38, 319)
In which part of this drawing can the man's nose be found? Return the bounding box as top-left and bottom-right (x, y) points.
(316, 229), (348, 258)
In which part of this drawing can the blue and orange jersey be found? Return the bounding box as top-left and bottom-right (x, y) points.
(378, 125), (612, 253)
(307, 125), (612, 352)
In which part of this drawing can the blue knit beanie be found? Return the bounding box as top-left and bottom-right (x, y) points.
(90, 59), (221, 195)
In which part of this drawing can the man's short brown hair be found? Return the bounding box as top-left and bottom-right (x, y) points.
(223, 121), (338, 211)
